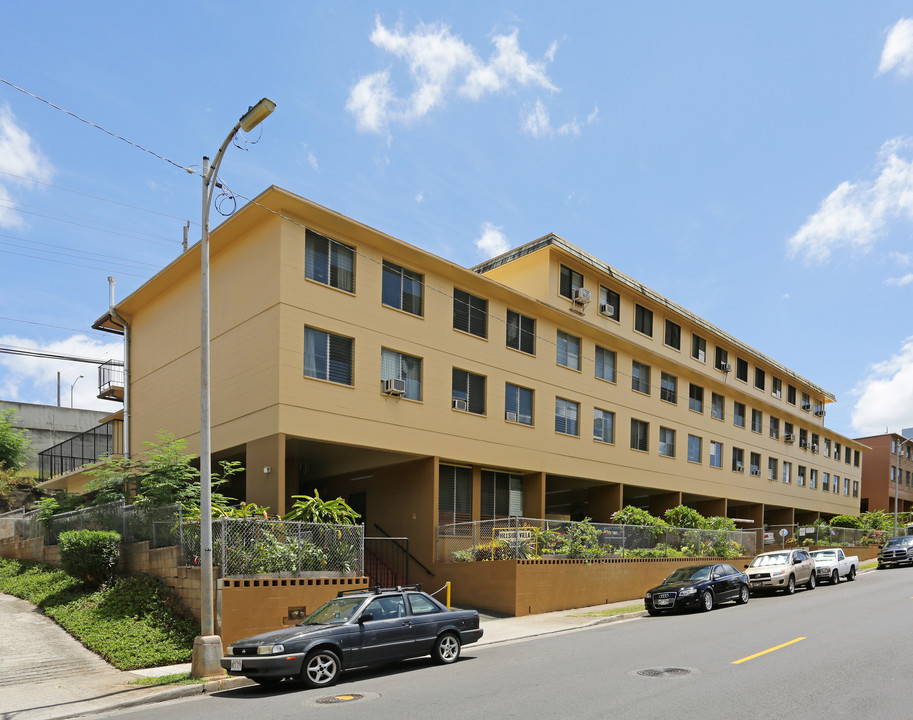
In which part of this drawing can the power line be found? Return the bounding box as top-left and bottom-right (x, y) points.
(0, 232), (163, 269)
(0, 316), (113, 338)
(0, 246), (150, 278)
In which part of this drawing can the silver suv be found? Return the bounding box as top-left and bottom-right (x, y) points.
(745, 548), (816, 594)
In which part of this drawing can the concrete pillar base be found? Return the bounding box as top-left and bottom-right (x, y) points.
(191, 635), (224, 679)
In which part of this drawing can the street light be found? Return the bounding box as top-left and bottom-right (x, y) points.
(70, 375), (83, 408)
(193, 98), (276, 679)
(894, 435), (909, 538)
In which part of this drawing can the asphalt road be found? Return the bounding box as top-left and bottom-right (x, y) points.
(86, 567), (913, 720)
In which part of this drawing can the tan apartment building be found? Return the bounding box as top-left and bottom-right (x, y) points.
(79, 185), (863, 581)
(855, 432), (913, 514)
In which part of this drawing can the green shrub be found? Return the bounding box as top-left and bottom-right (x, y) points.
(829, 515), (862, 529)
(58, 529), (121, 586)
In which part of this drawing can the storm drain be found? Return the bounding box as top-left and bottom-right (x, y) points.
(316, 694), (364, 704)
(637, 667), (693, 678)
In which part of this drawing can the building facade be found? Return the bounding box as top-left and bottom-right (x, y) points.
(855, 432), (913, 514)
(86, 186), (864, 578)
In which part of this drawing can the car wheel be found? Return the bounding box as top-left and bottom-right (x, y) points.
(432, 633), (461, 664)
(806, 573), (816, 590)
(831, 570), (839, 584)
(736, 584), (749, 604)
(847, 566), (856, 581)
(700, 590), (714, 612)
(784, 575), (796, 594)
(301, 648), (341, 688)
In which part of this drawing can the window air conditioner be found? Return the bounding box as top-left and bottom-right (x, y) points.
(698, 350), (706, 362)
(802, 402), (811, 410)
(784, 433), (795, 444)
(452, 398), (469, 411)
(799, 440), (809, 448)
(735, 463), (744, 472)
(506, 411), (518, 422)
(750, 469), (761, 476)
(382, 378), (406, 396)
(573, 287), (591, 305)
(815, 409), (825, 417)
(722, 363), (732, 373)
(811, 444), (819, 453)
(600, 303), (615, 316)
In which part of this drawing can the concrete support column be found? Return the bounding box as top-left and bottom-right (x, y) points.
(587, 484), (622, 523)
(523, 472), (546, 518)
(693, 498), (727, 518)
(471, 466), (482, 521)
(649, 491), (682, 518)
(245, 434), (287, 516)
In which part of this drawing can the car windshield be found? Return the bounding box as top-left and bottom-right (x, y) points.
(300, 597), (365, 625)
(811, 551), (835, 561)
(749, 553), (790, 567)
(665, 566), (713, 583)
(887, 537), (913, 547)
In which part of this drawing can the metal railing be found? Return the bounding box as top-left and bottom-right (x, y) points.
(97, 360), (125, 401)
(364, 537), (409, 587)
(38, 419), (123, 480)
(437, 516), (757, 562)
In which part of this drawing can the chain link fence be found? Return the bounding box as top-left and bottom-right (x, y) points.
(764, 524), (872, 548)
(0, 508), (40, 541)
(437, 517), (756, 562)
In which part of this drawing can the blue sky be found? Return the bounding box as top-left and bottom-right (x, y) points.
(0, 2), (912, 440)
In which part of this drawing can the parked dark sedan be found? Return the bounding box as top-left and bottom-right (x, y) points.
(220, 585), (483, 688)
(644, 563), (750, 615)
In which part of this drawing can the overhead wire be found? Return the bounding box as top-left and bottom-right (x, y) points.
(0, 316), (114, 338)
(0, 231), (162, 269)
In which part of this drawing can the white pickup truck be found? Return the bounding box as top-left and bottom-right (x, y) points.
(810, 548), (858, 584)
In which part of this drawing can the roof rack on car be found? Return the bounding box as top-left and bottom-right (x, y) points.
(336, 584), (423, 598)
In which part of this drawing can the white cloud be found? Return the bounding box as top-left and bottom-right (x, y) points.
(415, 190), (425, 203)
(787, 137), (913, 263)
(851, 337), (913, 434)
(474, 221), (510, 258)
(521, 100), (599, 138)
(347, 17), (559, 135)
(301, 143), (319, 171)
(0, 334), (123, 411)
(879, 18), (913, 77)
(886, 272), (913, 286)
(0, 103), (54, 228)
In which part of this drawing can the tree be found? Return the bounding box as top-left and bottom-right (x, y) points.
(0, 409), (31, 473)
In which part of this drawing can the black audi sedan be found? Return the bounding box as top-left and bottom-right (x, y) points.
(644, 563), (750, 615)
(221, 585), (483, 688)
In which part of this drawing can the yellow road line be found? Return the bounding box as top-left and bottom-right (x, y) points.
(732, 637), (806, 664)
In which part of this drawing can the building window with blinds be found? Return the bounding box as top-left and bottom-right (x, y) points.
(505, 383), (533, 425)
(555, 397), (579, 436)
(453, 289), (488, 338)
(304, 327), (353, 385)
(506, 310), (535, 355)
(481, 470), (523, 519)
(594, 408), (615, 443)
(381, 348), (422, 400)
(595, 345), (616, 382)
(305, 229), (354, 292)
(452, 368), (486, 414)
(439, 465), (472, 525)
(382, 260), (423, 316)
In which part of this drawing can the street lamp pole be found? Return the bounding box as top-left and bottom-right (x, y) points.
(192, 98), (276, 679)
(70, 375), (83, 408)
(894, 435), (909, 538)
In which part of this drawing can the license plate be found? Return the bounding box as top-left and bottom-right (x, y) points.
(231, 659), (242, 672)
(655, 598), (672, 606)
(751, 580), (763, 585)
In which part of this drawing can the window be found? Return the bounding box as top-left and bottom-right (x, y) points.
(505, 383), (534, 425)
(366, 595), (405, 621)
(688, 435), (702, 463)
(481, 470), (523, 519)
(736, 358), (748, 382)
(733, 402), (745, 428)
(664, 320), (681, 350)
(801, 392), (811, 411)
(659, 427), (676, 457)
(782, 461), (792, 484)
(631, 419), (649, 452)
(304, 327), (354, 385)
(771, 377), (782, 399)
(689, 384), (704, 412)
(845, 447), (851, 464)
(634, 304), (653, 336)
(797, 465), (806, 487)
(714, 347), (729, 371)
(732, 447), (744, 472)
(754, 368), (765, 390)
(408, 593), (441, 616)
(750, 452), (761, 476)
(632, 360), (651, 394)
(751, 409), (762, 433)
(769, 416), (780, 440)
(660, 372), (677, 403)
(784, 421), (793, 439)
(595, 345), (616, 382)
(506, 310), (535, 354)
(557, 330), (581, 370)
(852, 480), (859, 498)
(599, 286), (620, 320)
(555, 397), (579, 436)
(787, 384), (797, 404)
(768, 457), (778, 480)
(305, 229), (354, 292)
(843, 478), (850, 496)
(809, 469), (817, 489)
(439, 464), (472, 524)
(594, 408), (615, 443)
(812, 433), (819, 452)
(854, 450), (860, 467)
(834, 442), (841, 460)
(691, 334), (706, 362)
(833, 475), (840, 494)
(822, 473), (830, 492)
(382, 260), (423, 315)
(711, 393), (725, 420)
(709, 441), (722, 468)
(559, 264), (583, 300)
(381, 348), (422, 400)
(453, 289), (488, 338)
(452, 368), (485, 414)
(824, 438), (831, 457)
(799, 428), (808, 448)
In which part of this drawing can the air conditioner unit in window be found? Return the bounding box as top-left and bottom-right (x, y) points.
(600, 303), (615, 316)
(814, 409), (825, 417)
(573, 287), (591, 305)
(506, 411), (518, 422)
(382, 378), (406, 396)
(452, 398), (468, 411)
(784, 433), (795, 443)
(735, 463), (744, 472)
(750, 469), (761, 476)
(799, 440), (809, 448)
(802, 402), (811, 410)
(697, 350), (706, 362)
(722, 363), (732, 373)
(811, 444), (819, 453)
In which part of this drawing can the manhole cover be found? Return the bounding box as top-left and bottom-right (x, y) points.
(637, 667), (692, 677)
(316, 694), (364, 704)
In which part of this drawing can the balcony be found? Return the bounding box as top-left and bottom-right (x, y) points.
(97, 360), (124, 402)
(38, 419), (124, 483)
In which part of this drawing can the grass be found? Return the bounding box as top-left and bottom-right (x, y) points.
(860, 560), (878, 570)
(0, 557), (198, 671)
(129, 672), (206, 686)
(573, 603), (645, 617)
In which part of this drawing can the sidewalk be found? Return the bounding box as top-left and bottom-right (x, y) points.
(0, 594), (644, 720)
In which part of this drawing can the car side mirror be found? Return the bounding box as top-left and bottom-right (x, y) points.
(743, 564), (749, 569)
(359, 613), (374, 623)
